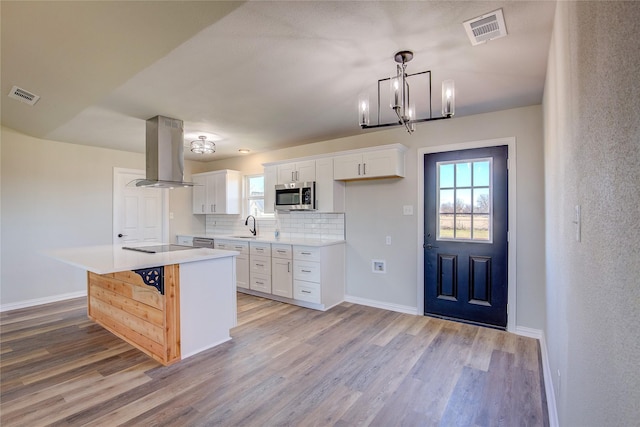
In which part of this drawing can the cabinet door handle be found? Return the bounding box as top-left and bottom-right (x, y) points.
(358, 164), (361, 176)
(363, 163), (366, 175)
(201, 204), (205, 213)
(288, 262), (291, 273)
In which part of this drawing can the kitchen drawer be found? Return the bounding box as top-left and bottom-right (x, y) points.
(293, 246), (320, 262)
(215, 240), (249, 254)
(293, 280), (320, 304)
(176, 235), (193, 246)
(250, 255), (271, 274)
(272, 244), (292, 259)
(293, 260), (320, 283)
(250, 242), (270, 256)
(250, 273), (272, 293)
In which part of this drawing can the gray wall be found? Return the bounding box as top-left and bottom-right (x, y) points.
(208, 105), (546, 330)
(543, 2), (640, 425)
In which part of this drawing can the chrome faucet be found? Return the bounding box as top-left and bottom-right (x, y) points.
(245, 215), (257, 236)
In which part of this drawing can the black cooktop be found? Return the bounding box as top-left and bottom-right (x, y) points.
(122, 244), (197, 254)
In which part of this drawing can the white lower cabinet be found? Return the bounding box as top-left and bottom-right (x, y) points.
(215, 239), (249, 290)
(250, 242), (271, 293)
(292, 244), (344, 309)
(271, 244), (293, 298)
(230, 239), (345, 311)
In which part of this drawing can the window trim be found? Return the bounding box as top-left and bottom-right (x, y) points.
(244, 174), (274, 218)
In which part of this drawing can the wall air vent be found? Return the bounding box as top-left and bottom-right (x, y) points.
(463, 8), (507, 46)
(8, 85), (40, 106)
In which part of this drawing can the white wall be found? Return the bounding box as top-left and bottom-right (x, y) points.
(0, 126), (213, 308)
(543, 2), (640, 425)
(207, 104), (546, 330)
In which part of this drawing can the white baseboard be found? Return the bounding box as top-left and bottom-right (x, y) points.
(539, 332), (559, 427)
(344, 294), (418, 315)
(514, 325), (543, 340)
(0, 290), (87, 313)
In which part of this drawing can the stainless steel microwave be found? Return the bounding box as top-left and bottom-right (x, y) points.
(275, 182), (316, 211)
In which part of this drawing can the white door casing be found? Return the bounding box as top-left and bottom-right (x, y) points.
(113, 168), (168, 244)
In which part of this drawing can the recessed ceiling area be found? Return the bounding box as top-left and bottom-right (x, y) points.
(1, 1), (556, 161)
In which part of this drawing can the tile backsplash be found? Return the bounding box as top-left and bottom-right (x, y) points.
(205, 212), (345, 240)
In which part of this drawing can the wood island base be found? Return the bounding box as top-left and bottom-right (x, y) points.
(86, 257), (237, 366)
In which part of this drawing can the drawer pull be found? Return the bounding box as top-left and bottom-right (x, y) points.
(235, 246), (244, 250)
(301, 269), (312, 273)
(256, 281), (264, 285)
(301, 252), (312, 255)
(301, 290), (311, 294)
(256, 263), (264, 267)
(277, 250), (286, 254)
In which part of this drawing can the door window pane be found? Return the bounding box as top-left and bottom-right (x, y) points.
(439, 189), (454, 213)
(456, 163), (472, 187)
(439, 214), (454, 238)
(473, 161), (490, 186)
(439, 164), (454, 188)
(473, 188), (490, 214)
(436, 158), (492, 242)
(456, 189), (472, 213)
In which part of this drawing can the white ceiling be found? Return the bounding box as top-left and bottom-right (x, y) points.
(1, 1), (556, 161)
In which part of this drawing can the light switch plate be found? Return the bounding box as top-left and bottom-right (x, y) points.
(403, 205), (413, 215)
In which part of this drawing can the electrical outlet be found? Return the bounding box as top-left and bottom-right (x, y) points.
(169, 212), (174, 220)
(385, 236), (392, 245)
(372, 259), (386, 274)
(403, 205), (414, 215)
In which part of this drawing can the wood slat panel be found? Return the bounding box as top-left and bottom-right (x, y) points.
(87, 265), (180, 366)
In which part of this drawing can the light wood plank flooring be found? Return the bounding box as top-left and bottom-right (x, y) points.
(1, 293), (548, 426)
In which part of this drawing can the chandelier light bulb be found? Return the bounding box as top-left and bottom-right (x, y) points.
(358, 93), (370, 126)
(442, 79), (455, 117)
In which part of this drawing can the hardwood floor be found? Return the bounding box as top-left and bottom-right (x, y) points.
(1, 293), (548, 426)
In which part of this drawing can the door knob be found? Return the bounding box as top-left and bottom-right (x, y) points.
(117, 233), (127, 238)
(425, 243), (439, 250)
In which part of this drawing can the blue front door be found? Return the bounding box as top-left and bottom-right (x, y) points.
(424, 145), (508, 328)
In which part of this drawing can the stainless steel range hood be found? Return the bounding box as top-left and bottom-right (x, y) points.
(130, 115), (196, 188)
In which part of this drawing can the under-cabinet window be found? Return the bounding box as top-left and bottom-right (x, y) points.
(245, 174), (272, 217)
(437, 158), (492, 242)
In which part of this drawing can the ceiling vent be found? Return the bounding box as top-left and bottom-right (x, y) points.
(8, 85), (40, 106)
(463, 9), (507, 46)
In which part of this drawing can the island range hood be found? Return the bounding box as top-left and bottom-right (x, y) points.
(130, 115), (196, 188)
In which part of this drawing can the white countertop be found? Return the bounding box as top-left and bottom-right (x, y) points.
(48, 244), (239, 275)
(181, 234), (345, 247)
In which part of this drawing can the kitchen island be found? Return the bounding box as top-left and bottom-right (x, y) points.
(49, 244), (238, 366)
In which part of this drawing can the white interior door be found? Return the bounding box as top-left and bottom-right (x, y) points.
(113, 168), (168, 244)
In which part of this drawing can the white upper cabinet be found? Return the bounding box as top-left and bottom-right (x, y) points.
(276, 160), (316, 184)
(192, 170), (241, 214)
(333, 146), (407, 181)
(315, 157), (345, 213)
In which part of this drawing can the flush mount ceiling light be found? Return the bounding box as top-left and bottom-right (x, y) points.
(238, 148), (251, 154)
(358, 50), (454, 134)
(190, 135), (216, 154)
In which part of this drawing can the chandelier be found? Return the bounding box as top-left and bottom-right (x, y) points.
(190, 135), (216, 154)
(358, 50), (455, 134)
